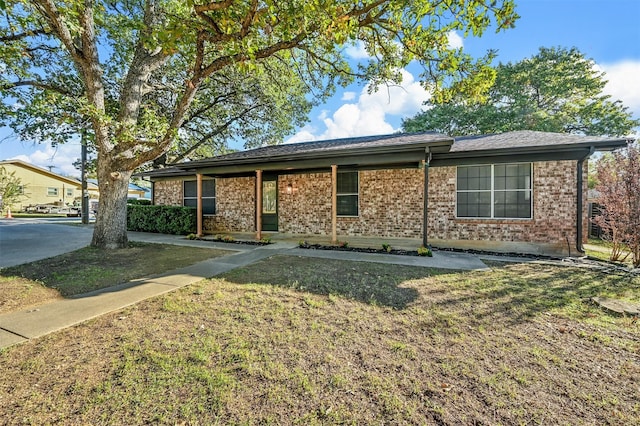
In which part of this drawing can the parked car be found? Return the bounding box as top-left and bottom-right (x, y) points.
(34, 204), (60, 214)
(58, 207), (81, 217)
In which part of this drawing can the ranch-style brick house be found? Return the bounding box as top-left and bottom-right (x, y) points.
(141, 130), (630, 256)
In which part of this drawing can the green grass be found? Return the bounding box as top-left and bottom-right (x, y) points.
(0, 254), (638, 425)
(0, 242), (231, 297)
(585, 238), (633, 266)
(10, 213), (69, 218)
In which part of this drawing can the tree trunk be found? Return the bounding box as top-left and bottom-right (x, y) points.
(91, 156), (133, 249)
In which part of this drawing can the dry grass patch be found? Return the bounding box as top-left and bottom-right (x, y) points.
(0, 276), (62, 314)
(0, 242), (231, 312)
(0, 256), (638, 425)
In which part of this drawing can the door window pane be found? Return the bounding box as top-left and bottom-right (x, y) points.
(262, 180), (277, 214)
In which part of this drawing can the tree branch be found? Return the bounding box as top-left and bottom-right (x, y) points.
(0, 80), (76, 96)
(0, 29), (49, 42)
(193, 0), (235, 14)
(172, 104), (262, 163)
(117, 0), (169, 126)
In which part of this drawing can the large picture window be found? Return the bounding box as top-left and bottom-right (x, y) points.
(337, 171), (358, 216)
(457, 163), (532, 219)
(184, 179), (216, 215)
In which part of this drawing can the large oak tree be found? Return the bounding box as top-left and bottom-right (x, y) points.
(403, 47), (639, 136)
(1, 0), (518, 248)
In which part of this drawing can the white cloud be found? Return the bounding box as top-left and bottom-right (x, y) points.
(344, 40), (371, 60)
(286, 68), (430, 142)
(9, 142), (83, 178)
(318, 109), (329, 120)
(341, 91), (356, 101)
(285, 127), (318, 144)
(597, 60), (640, 118)
(447, 31), (464, 49)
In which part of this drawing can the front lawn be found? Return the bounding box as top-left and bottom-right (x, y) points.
(0, 242), (231, 313)
(0, 255), (638, 425)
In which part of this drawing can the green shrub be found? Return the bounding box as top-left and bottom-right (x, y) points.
(127, 205), (196, 235)
(127, 198), (152, 205)
(417, 246), (433, 257)
(382, 243), (392, 253)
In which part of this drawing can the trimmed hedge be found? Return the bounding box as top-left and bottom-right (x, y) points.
(127, 205), (196, 235)
(127, 198), (152, 205)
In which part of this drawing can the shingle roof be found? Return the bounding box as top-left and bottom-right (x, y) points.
(138, 130), (631, 178)
(180, 131), (452, 167)
(451, 130), (627, 152)
(0, 159), (98, 188)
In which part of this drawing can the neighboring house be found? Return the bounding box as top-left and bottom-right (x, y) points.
(86, 179), (151, 200)
(128, 182), (152, 199)
(141, 131), (629, 256)
(0, 159), (98, 211)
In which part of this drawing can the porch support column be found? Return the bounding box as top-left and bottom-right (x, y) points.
(331, 164), (338, 243)
(422, 148), (432, 248)
(196, 173), (203, 237)
(256, 169), (263, 241)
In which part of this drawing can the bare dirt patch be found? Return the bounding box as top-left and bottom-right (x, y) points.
(0, 256), (638, 425)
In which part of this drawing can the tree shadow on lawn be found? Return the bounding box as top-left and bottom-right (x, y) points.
(423, 261), (640, 325)
(220, 255), (457, 310)
(222, 256), (640, 322)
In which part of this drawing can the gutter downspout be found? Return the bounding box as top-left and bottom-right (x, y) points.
(422, 148), (432, 248)
(576, 146), (595, 254)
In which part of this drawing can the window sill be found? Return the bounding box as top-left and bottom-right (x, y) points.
(455, 218), (534, 224)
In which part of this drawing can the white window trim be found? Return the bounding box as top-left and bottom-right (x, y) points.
(455, 163), (533, 220)
(47, 187), (59, 197)
(337, 171), (359, 217)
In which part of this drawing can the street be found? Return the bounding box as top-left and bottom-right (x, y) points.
(0, 218), (94, 268)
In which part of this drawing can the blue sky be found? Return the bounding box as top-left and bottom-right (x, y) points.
(1, 0), (639, 177)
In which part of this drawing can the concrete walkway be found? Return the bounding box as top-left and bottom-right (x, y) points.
(0, 233), (487, 350)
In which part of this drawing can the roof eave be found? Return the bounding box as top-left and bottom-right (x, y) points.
(170, 139), (453, 171)
(431, 139), (629, 167)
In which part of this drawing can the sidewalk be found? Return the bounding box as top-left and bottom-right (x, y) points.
(0, 235), (487, 350)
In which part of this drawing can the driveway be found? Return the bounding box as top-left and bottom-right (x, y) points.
(0, 219), (94, 268)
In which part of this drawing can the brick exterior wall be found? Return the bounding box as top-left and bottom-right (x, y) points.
(153, 177), (255, 233)
(151, 160), (587, 255)
(278, 169), (425, 237)
(279, 172), (332, 234)
(153, 180), (183, 206)
(337, 169), (424, 238)
(427, 160), (587, 254)
(207, 177), (255, 232)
